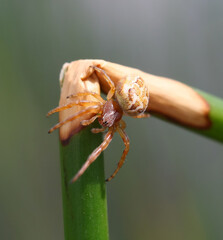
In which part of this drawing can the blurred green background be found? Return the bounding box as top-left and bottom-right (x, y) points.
(1, 1), (223, 239)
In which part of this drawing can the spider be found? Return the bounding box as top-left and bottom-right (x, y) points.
(47, 66), (149, 182)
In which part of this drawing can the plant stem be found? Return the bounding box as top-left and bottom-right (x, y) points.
(59, 123), (109, 240)
(194, 89), (223, 143)
(55, 59), (223, 240)
(87, 60), (223, 143)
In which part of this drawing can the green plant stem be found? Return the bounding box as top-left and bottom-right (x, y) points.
(194, 90), (223, 143)
(153, 89), (223, 143)
(59, 123), (109, 240)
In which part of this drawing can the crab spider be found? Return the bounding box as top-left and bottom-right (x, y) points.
(47, 66), (149, 182)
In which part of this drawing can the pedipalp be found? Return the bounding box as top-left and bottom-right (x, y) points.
(81, 115), (99, 126)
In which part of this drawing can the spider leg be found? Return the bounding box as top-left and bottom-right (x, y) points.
(132, 113), (150, 119)
(47, 100), (101, 116)
(106, 126), (130, 182)
(91, 66), (116, 100)
(48, 106), (101, 133)
(70, 128), (114, 183)
(81, 115), (99, 126)
(67, 92), (105, 103)
(91, 127), (106, 133)
(119, 119), (126, 129)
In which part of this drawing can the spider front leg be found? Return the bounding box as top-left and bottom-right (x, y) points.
(48, 106), (101, 133)
(91, 66), (115, 100)
(67, 92), (105, 104)
(106, 123), (130, 182)
(47, 99), (101, 116)
(82, 66), (116, 100)
(70, 128), (115, 183)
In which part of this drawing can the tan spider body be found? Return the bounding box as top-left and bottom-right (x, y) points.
(48, 66), (149, 182)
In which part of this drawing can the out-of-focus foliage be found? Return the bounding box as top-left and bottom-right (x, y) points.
(0, 1), (223, 240)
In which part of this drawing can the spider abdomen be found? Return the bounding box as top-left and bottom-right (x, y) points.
(115, 76), (149, 116)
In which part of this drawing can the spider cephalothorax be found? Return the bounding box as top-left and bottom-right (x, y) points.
(48, 66), (149, 182)
(98, 99), (123, 127)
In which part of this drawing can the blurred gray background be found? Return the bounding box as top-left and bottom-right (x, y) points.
(1, 0), (223, 239)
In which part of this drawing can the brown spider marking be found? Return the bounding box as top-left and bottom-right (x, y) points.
(47, 66), (150, 183)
